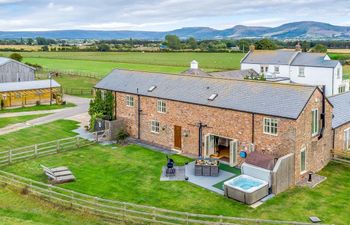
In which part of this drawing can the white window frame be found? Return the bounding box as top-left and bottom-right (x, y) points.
(263, 117), (278, 136)
(344, 128), (350, 151)
(274, 66), (280, 74)
(300, 147), (307, 174)
(157, 99), (167, 113)
(311, 109), (319, 137)
(151, 120), (160, 134)
(126, 95), (134, 107)
(338, 85), (346, 94)
(298, 67), (305, 77)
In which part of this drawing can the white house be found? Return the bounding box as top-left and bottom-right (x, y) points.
(240, 47), (347, 96)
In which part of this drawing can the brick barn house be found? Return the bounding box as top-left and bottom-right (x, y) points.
(95, 69), (334, 183)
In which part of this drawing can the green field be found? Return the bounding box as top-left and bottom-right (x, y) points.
(0, 114), (50, 128)
(0, 119), (348, 224)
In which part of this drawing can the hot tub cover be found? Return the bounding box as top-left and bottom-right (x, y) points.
(245, 151), (275, 170)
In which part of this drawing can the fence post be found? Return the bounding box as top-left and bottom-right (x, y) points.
(186, 212), (189, 225)
(56, 140), (60, 153)
(152, 207), (156, 222)
(76, 136), (80, 148)
(123, 202), (126, 222)
(34, 144), (38, 157)
(219, 215), (223, 225)
(70, 190), (74, 208)
(8, 150), (12, 164)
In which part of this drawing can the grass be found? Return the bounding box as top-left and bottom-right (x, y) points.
(0, 120), (79, 150)
(343, 65), (350, 80)
(0, 103), (75, 114)
(0, 118), (347, 225)
(0, 114), (50, 128)
(0, 187), (108, 225)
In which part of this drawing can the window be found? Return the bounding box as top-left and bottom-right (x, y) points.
(311, 109), (319, 136)
(274, 66), (280, 74)
(148, 85), (157, 92)
(126, 95), (134, 107)
(263, 118), (278, 135)
(151, 120), (160, 133)
(300, 148), (306, 173)
(344, 129), (350, 151)
(298, 67), (305, 77)
(260, 66), (264, 73)
(338, 85), (346, 94)
(157, 100), (167, 113)
(337, 68), (341, 79)
(208, 93), (218, 101)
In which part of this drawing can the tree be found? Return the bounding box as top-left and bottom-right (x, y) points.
(41, 45), (49, 51)
(255, 39), (277, 50)
(238, 39), (250, 52)
(88, 90), (115, 131)
(187, 37), (197, 50)
(27, 38), (34, 45)
(97, 44), (110, 52)
(310, 44), (327, 53)
(9, 53), (23, 62)
(165, 34), (181, 50)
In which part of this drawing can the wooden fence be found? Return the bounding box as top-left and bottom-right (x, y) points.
(0, 170), (330, 225)
(62, 88), (94, 96)
(0, 135), (332, 225)
(0, 136), (93, 166)
(36, 68), (102, 79)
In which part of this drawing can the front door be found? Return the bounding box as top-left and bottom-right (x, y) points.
(174, 126), (182, 150)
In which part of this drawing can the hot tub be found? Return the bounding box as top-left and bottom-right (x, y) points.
(224, 175), (268, 204)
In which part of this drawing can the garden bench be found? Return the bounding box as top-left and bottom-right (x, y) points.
(40, 165), (76, 184)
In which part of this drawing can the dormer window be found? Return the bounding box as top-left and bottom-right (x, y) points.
(148, 85), (157, 92)
(208, 93), (218, 101)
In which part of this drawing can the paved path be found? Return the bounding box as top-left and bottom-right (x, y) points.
(0, 95), (90, 135)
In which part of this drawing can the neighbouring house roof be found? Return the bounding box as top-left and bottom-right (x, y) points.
(241, 50), (299, 65)
(241, 50), (339, 68)
(210, 69), (259, 79)
(329, 92), (350, 128)
(0, 57), (36, 70)
(95, 69), (318, 119)
(290, 52), (339, 68)
(0, 79), (60, 92)
(181, 68), (212, 77)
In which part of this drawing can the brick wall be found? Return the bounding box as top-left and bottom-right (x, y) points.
(113, 88), (333, 183)
(334, 123), (350, 152)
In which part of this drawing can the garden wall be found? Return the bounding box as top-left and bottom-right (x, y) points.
(271, 153), (295, 195)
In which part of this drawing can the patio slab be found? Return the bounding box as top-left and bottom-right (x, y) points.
(160, 166), (186, 181)
(185, 162), (237, 195)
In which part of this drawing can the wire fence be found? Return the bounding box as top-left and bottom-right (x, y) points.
(36, 69), (102, 79)
(62, 88), (94, 96)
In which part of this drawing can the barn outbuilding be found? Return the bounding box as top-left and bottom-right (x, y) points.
(0, 57), (35, 83)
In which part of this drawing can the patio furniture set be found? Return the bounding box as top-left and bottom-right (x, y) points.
(194, 159), (220, 177)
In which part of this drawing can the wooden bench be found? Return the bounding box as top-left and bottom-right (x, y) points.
(41, 165), (76, 185)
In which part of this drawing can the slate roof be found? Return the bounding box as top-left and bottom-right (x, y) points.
(0, 79), (60, 92)
(241, 50), (339, 68)
(0, 57), (36, 70)
(328, 92), (350, 128)
(95, 69), (318, 119)
(241, 50), (298, 65)
(291, 53), (339, 68)
(181, 68), (212, 77)
(210, 69), (259, 79)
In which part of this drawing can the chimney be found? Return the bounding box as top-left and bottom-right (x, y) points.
(249, 44), (255, 52)
(295, 42), (302, 52)
(191, 60), (198, 70)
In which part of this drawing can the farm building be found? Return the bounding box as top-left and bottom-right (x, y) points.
(0, 57), (35, 83)
(95, 69), (333, 184)
(0, 80), (61, 107)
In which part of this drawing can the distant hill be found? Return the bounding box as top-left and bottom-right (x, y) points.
(1, 21), (350, 40)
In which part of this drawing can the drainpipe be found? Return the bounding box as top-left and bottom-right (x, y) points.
(251, 113), (255, 143)
(114, 91), (117, 120)
(332, 69), (334, 95)
(318, 85), (326, 140)
(198, 123), (203, 157)
(137, 88), (141, 139)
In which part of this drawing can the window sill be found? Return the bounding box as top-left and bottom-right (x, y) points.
(151, 131), (160, 134)
(300, 170), (308, 175)
(263, 132), (278, 136)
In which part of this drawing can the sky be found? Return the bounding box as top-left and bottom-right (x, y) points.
(0, 0), (349, 31)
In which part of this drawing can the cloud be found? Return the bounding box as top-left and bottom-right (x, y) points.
(0, 0), (348, 31)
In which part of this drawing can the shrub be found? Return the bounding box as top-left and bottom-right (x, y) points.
(36, 100), (41, 106)
(116, 128), (129, 144)
(9, 53), (23, 62)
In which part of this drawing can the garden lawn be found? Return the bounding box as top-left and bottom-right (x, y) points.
(0, 103), (75, 114)
(0, 114), (50, 128)
(0, 187), (107, 225)
(0, 120), (79, 150)
(2, 140), (349, 224)
(343, 65), (350, 80)
(50, 75), (98, 98)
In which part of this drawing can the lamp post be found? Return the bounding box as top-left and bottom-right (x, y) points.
(49, 73), (52, 106)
